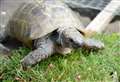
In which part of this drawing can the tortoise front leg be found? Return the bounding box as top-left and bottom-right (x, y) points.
(82, 38), (105, 50)
(21, 37), (55, 68)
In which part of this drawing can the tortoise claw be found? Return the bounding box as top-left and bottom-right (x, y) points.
(82, 38), (105, 50)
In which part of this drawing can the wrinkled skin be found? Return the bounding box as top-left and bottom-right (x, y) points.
(58, 27), (104, 50)
(0, 26), (104, 68)
(21, 27), (104, 68)
(0, 0), (104, 68)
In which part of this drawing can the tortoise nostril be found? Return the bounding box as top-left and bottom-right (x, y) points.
(73, 39), (84, 48)
(77, 39), (84, 45)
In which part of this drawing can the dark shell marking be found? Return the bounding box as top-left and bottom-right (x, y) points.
(8, 0), (83, 47)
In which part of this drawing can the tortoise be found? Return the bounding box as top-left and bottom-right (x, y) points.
(0, 0), (104, 68)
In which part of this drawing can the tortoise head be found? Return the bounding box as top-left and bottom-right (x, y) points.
(57, 27), (85, 48)
(57, 27), (104, 50)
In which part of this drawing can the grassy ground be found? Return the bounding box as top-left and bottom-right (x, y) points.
(0, 34), (120, 82)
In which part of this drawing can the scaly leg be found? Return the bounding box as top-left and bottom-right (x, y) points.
(82, 38), (105, 50)
(0, 26), (10, 54)
(0, 44), (10, 54)
(21, 36), (55, 68)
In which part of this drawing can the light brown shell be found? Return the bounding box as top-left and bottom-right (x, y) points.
(8, 0), (84, 47)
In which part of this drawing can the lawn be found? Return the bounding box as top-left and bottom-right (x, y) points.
(0, 34), (120, 82)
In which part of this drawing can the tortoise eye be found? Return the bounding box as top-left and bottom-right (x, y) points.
(69, 39), (74, 43)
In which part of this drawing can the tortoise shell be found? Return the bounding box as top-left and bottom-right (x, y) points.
(8, 0), (84, 47)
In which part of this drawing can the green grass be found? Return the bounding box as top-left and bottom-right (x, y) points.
(0, 34), (120, 82)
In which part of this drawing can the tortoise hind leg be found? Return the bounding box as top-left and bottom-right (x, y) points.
(21, 36), (55, 68)
(0, 43), (10, 54)
(0, 29), (10, 54)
